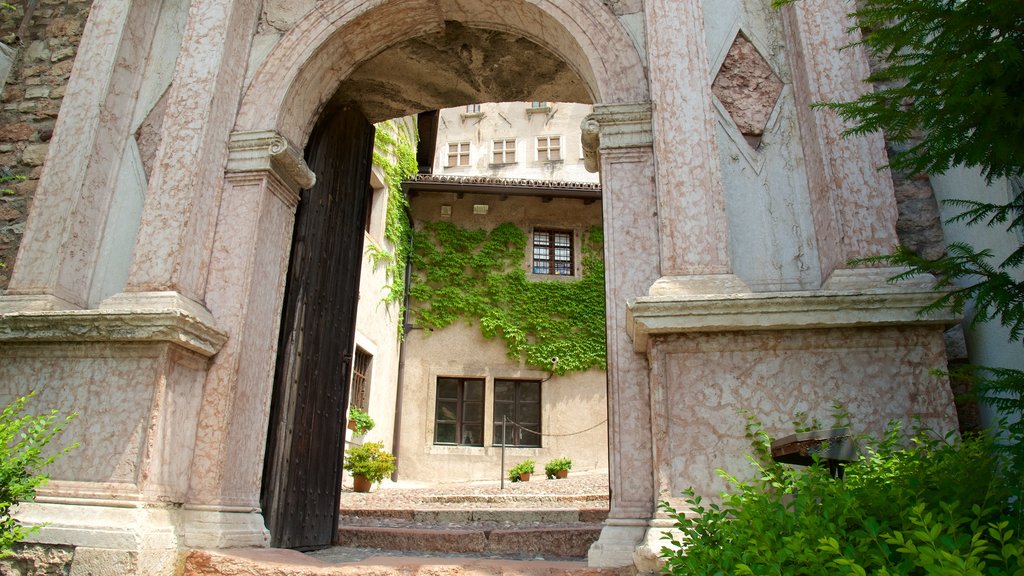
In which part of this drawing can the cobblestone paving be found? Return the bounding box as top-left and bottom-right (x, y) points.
(339, 469), (609, 510)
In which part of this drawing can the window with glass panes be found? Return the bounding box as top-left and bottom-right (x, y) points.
(434, 377), (484, 446)
(536, 136), (561, 161)
(532, 229), (573, 275)
(493, 379), (541, 447)
(492, 139), (516, 164)
(447, 142), (470, 167)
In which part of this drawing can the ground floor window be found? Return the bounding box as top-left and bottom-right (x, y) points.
(434, 377), (484, 446)
(493, 379), (541, 447)
(349, 347), (372, 410)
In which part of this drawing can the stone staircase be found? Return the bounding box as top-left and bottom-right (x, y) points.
(335, 505), (608, 559)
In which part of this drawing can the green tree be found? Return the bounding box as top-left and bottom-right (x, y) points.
(0, 394), (75, 556)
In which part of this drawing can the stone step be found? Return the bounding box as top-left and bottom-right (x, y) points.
(340, 507), (609, 524)
(184, 548), (630, 576)
(336, 524), (604, 559)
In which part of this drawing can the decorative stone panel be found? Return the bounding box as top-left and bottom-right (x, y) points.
(711, 33), (784, 149)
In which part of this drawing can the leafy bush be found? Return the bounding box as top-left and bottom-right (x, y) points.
(1, 394), (75, 557)
(544, 457), (572, 479)
(342, 441), (395, 484)
(347, 406), (375, 436)
(508, 459), (535, 482)
(660, 415), (1023, 575)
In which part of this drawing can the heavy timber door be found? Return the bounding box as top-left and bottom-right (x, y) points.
(261, 106), (375, 549)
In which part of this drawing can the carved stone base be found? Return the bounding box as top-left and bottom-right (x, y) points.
(16, 501), (269, 576)
(587, 518), (648, 569)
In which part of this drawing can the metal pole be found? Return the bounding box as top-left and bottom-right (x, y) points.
(500, 414), (507, 490)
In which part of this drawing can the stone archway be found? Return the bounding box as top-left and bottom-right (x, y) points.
(200, 0), (658, 564)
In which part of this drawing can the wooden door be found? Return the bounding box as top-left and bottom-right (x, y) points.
(261, 106), (375, 549)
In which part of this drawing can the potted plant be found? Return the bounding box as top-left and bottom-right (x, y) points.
(544, 457), (573, 479)
(343, 441), (395, 492)
(508, 459), (535, 482)
(347, 406), (375, 436)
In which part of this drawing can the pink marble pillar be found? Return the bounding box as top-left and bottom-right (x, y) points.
(585, 103), (661, 567)
(182, 132), (311, 535)
(643, 0), (730, 277)
(5, 0), (160, 310)
(120, 0), (261, 304)
(782, 0), (898, 281)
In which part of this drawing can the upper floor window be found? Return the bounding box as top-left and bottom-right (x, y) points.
(447, 142), (470, 167)
(532, 228), (573, 275)
(536, 136), (561, 162)
(434, 377), (484, 446)
(492, 139), (516, 165)
(466, 103), (481, 114)
(527, 101), (550, 116)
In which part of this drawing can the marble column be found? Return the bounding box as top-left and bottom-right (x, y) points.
(178, 131), (313, 547)
(781, 0), (898, 283)
(643, 0), (734, 283)
(111, 0), (262, 311)
(3, 0), (161, 311)
(583, 103), (662, 569)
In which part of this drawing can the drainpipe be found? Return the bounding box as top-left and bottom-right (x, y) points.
(390, 203), (415, 481)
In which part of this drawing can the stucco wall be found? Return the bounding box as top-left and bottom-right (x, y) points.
(930, 168), (1024, 429)
(434, 102), (599, 183)
(346, 166), (403, 455)
(398, 323), (608, 482)
(398, 191), (608, 482)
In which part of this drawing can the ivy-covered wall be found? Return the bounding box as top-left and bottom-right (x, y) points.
(409, 219), (606, 375)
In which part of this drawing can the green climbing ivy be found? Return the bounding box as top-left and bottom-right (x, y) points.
(368, 119), (418, 318)
(409, 222), (607, 375)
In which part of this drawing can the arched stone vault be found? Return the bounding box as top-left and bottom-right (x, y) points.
(235, 0), (649, 146)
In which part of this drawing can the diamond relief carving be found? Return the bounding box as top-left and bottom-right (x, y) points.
(711, 33), (784, 149)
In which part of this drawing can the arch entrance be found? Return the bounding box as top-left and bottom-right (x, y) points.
(236, 0), (656, 554)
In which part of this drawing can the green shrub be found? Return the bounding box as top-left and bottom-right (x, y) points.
(544, 457), (572, 479)
(342, 441), (395, 484)
(660, 415), (1023, 575)
(508, 459), (535, 482)
(0, 394), (75, 557)
(347, 406), (375, 436)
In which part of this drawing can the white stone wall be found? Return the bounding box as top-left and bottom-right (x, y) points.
(434, 102), (599, 183)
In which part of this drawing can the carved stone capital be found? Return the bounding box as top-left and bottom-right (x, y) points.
(226, 130), (315, 202)
(580, 102), (653, 173)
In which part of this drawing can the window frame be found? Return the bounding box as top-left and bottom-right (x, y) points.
(433, 377), (485, 447)
(349, 347), (373, 411)
(532, 228), (575, 276)
(491, 138), (517, 165)
(536, 135), (562, 162)
(447, 142), (471, 168)
(492, 379), (542, 447)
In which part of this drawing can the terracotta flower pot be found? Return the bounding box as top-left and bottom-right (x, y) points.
(352, 474), (372, 493)
(347, 419), (357, 431)
(555, 469), (568, 479)
(519, 472), (531, 482)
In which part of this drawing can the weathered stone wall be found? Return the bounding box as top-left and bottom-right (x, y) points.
(1, 543), (74, 575)
(0, 0), (92, 289)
